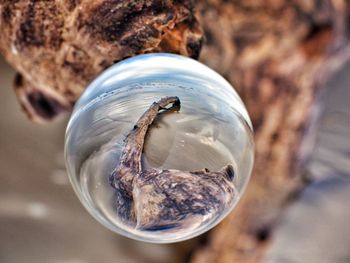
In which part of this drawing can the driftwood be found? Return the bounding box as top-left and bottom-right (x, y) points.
(1, 0), (350, 262)
(109, 96), (237, 232)
(191, 1), (350, 262)
(0, 0), (202, 122)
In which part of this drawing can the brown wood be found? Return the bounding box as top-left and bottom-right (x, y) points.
(1, 1), (350, 262)
(0, 0), (202, 122)
(191, 1), (350, 262)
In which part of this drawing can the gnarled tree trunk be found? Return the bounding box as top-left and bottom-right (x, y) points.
(1, 1), (350, 262)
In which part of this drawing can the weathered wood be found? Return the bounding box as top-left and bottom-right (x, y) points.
(1, 1), (350, 262)
(0, 0), (202, 122)
(191, 1), (350, 262)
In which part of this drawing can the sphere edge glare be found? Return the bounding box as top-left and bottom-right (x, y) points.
(64, 53), (254, 243)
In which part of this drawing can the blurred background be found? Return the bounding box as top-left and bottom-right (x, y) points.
(1, 55), (350, 263)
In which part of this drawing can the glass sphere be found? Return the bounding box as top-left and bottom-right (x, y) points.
(65, 54), (254, 243)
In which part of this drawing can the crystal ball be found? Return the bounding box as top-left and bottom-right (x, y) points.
(65, 54), (254, 243)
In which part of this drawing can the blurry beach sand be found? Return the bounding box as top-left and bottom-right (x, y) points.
(1, 56), (350, 263)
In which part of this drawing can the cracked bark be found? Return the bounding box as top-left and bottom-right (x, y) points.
(0, 0), (202, 122)
(1, 0), (350, 262)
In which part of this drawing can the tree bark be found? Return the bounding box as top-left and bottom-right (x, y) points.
(1, 1), (350, 262)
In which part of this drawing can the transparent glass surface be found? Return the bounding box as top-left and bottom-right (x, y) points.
(65, 54), (254, 243)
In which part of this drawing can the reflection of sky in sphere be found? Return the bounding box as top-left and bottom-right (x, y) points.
(75, 54), (252, 131)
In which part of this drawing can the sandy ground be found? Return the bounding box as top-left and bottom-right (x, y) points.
(0, 56), (350, 263)
(0, 57), (188, 263)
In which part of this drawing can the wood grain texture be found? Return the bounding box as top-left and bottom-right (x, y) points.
(1, 1), (350, 262)
(0, 0), (202, 122)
